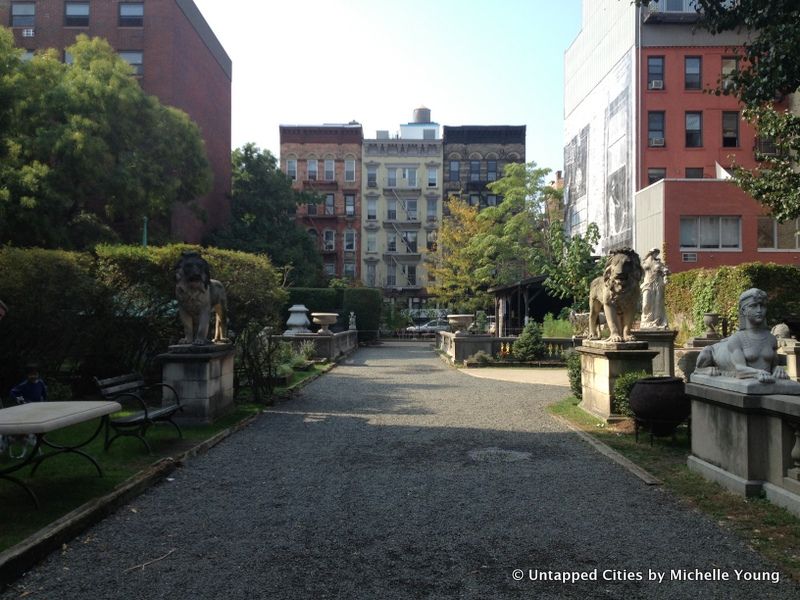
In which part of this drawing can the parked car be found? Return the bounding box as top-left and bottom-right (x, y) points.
(406, 319), (451, 334)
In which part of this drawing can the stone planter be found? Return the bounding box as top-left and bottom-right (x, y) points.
(284, 304), (311, 335)
(311, 312), (338, 335)
(629, 376), (689, 437)
(447, 314), (473, 336)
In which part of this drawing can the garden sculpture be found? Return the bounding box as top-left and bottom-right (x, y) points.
(587, 248), (643, 342)
(639, 247), (669, 329)
(174, 251), (229, 345)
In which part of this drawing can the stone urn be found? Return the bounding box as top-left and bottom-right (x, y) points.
(284, 304), (311, 336)
(703, 312), (721, 338)
(311, 312), (338, 335)
(628, 376), (689, 437)
(447, 314), (473, 337)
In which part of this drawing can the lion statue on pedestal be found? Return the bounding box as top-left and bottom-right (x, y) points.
(174, 251), (229, 345)
(587, 248), (643, 343)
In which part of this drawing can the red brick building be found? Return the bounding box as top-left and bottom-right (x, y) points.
(1, 0), (232, 242)
(280, 124), (363, 280)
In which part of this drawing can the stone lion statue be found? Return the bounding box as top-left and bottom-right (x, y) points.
(175, 251), (229, 345)
(587, 248), (643, 342)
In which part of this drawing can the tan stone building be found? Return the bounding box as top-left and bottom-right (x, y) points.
(362, 108), (443, 310)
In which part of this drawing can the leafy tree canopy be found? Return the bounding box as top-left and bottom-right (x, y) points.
(207, 143), (323, 287)
(541, 221), (602, 311)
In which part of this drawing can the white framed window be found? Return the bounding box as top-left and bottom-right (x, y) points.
(324, 262), (336, 276)
(487, 161), (497, 182)
(387, 233), (397, 252)
(367, 198), (377, 220)
(406, 199), (417, 221)
(344, 230), (356, 251)
(324, 159), (335, 181)
(287, 159), (297, 181)
(406, 168), (417, 187)
(307, 201), (317, 215)
(406, 265), (417, 285)
(486, 195), (498, 207)
(387, 198), (397, 220)
(427, 167), (437, 187)
(323, 230), (335, 251)
(366, 232), (377, 253)
(345, 194), (355, 216)
(324, 194), (335, 215)
(65, 2), (90, 27)
(402, 231), (418, 252)
(427, 198), (437, 221)
(366, 263), (376, 287)
(11, 2), (35, 27)
(367, 165), (377, 187)
(344, 262), (356, 278)
(307, 159), (318, 181)
(758, 217), (800, 249)
(345, 159), (356, 182)
(426, 230), (437, 251)
(119, 3), (144, 27)
(386, 265), (396, 287)
(119, 51), (143, 76)
(387, 168), (397, 187)
(680, 216), (741, 249)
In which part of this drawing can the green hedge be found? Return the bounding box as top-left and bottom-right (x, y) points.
(284, 288), (344, 316)
(665, 262), (800, 336)
(342, 288), (382, 342)
(0, 244), (286, 393)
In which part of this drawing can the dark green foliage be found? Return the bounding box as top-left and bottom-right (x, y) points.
(512, 321), (545, 361)
(342, 288), (382, 342)
(613, 370), (649, 418)
(564, 348), (582, 399)
(466, 350), (493, 365)
(0, 245), (286, 394)
(285, 288), (344, 316)
(542, 221), (603, 311)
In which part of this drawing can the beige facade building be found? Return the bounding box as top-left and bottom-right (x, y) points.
(361, 108), (443, 309)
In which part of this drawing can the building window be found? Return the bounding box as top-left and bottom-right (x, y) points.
(307, 159), (318, 181)
(324, 159), (334, 181)
(486, 194), (498, 207)
(366, 263), (376, 287)
(345, 194), (355, 216)
(119, 3), (144, 27)
(427, 198), (437, 221)
(721, 57), (737, 92)
(387, 233), (397, 252)
(11, 2), (35, 27)
(663, 0), (692, 10)
(344, 261), (356, 278)
(685, 112), (702, 147)
(386, 265), (396, 287)
(758, 217), (800, 249)
(367, 198), (376, 220)
(307, 202), (317, 216)
(722, 111), (739, 147)
(470, 160), (481, 182)
(685, 168), (704, 178)
(426, 230), (437, 251)
(324, 194), (335, 215)
(307, 229), (318, 245)
(324, 262), (336, 277)
(685, 56), (702, 90)
(449, 160), (460, 182)
(648, 112), (665, 146)
(401, 230), (417, 253)
(118, 51), (143, 76)
(405, 168), (417, 187)
(406, 265), (417, 286)
(487, 160), (498, 181)
(366, 232), (377, 253)
(287, 159), (297, 181)
(469, 194), (480, 207)
(65, 2), (90, 26)
(387, 199), (397, 221)
(367, 165), (377, 187)
(406, 199), (417, 221)
(647, 168), (666, 184)
(345, 159), (355, 182)
(344, 230), (356, 251)
(323, 230), (335, 251)
(427, 167), (437, 187)
(647, 56), (664, 89)
(680, 216), (741, 249)
(387, 168), (397, 187)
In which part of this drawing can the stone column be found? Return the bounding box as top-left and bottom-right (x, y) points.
(632, 329), (678, 376)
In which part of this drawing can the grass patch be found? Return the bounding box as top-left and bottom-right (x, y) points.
(550, 396), (800, 581)
(272, 364), (331, 397)
(0, 403), (262, 552)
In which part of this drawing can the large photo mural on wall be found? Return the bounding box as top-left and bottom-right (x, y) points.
(604, 88), (632, 251)
(563, 125), (588, 232)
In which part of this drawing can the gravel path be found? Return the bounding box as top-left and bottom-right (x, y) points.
(4, 342), (799, 599)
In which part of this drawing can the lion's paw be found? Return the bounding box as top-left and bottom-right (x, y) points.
(607, 334), (623, 343)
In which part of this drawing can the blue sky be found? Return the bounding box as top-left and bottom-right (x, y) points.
(193, 0), (583, 176)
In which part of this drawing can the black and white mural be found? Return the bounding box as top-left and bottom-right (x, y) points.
(563, 125), (588, 233)
(604, 88), (632, 251)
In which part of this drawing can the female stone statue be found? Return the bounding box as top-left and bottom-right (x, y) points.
(639, 248), (669, 329)
(695, 288), (788, 383)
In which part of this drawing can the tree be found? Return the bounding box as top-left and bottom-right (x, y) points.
(0, 32), (212, 248)
(427, 162), (554, 310)
(541, 221), (602, 311)
(208, 144), (323, 287)
(637, 1), (800, 219)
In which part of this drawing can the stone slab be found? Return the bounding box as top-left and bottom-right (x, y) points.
(764, 482), (800, 519)
(687, 455), (763, 497)
(581, 339), (648, 351)
(0, 401), (121, 435)
(689, 372), (800, 395)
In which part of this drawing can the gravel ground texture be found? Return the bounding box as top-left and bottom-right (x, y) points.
(4, 342), (799, 599)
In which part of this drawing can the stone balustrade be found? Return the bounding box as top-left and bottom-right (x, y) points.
(279, 330), (358, 362)
(436, 332), (577, 365)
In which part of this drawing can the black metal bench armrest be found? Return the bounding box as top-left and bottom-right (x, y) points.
(109, 391), (149, 421)
(143, 383), (181, 408)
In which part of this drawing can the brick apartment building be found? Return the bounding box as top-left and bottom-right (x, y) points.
(442, 125), (526, 211)
(1, 0), (232, 242)
(564, 0), (799, 272)
(279, 123), (363, 281)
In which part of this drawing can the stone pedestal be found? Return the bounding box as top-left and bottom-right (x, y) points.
(632, 329), (677, 376)
(687, 382), (800, 517)
(576, 340), (658, 421)
(158, 344), (235, 424)
(778, 343), (800, 381)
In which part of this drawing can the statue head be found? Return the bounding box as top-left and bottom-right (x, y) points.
(738, 288), (769, 330)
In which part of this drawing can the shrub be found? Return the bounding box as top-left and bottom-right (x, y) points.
(284, 288), (343, 315)
(298, 339), (317, 360)
(342, 288), (382, 342)
(564, 348), (582, 399)
(466, 350), (493, 365)
(542, 313), (573, 337)
(612, 370), (649, 417)
(512, 321), (545, 361)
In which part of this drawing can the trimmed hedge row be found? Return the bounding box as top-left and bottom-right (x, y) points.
(665, 262), (800, 336)
(282, 287), (382, 342)
(0, 245), (286, 394)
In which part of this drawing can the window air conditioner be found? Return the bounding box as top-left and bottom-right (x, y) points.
(681, 252), (698, 263)
(324, 243), (334, 251)
(22, 28), (34, 37)
(648, 80), (663, 90)
(650, 138), (665, 147)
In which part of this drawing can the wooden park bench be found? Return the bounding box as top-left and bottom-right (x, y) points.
(94, 373), (182, 453)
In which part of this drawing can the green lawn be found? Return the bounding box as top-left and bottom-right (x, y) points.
(550, 396), (800, 581)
